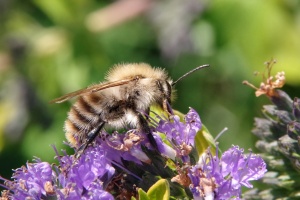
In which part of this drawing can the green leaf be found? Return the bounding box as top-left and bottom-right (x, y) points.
(147, 179), (170, 200)
(195, 124), (216, 156)
(149, 105), (169, 123)
(137, 188), (150, 200)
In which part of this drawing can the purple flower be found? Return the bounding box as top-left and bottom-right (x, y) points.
(82, 180), (115, 200)
(155, 108), (202, 162)
(98, 130), (151, 164)
(1, 108), (267, 200)
(54, 145), (115, 200)
(220, 146), (267, 189)
(2, 146), (115, 200)
(5, 160), (55, 199)
(188, 146), (267, 200)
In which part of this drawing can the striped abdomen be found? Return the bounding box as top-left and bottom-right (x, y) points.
(64, 93), (105, 148)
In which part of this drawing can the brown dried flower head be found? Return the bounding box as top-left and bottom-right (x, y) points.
(243, 59), (285, 97)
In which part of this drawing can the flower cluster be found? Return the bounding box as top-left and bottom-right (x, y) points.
(242, 59), (300, 199)
(154, 108), (201, 162)
(1, 108), (267, 199)
(188, 146), (267, 200)
(0, 149), (115, 199)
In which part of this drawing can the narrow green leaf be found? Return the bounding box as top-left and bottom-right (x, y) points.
(195, 124), (216, 156)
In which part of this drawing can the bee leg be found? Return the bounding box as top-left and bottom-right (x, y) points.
(145, 107), (150, 119)
(156, 80), (172, 116)
(137, 112), (158, 150)
(75, 121), (106, 158)
(163, 99), (172, 117)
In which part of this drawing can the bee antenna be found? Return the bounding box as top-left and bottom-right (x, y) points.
(172, 64), (210, 86)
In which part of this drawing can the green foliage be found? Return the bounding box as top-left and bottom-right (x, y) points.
(147, 179), (170, 200)
(138, 179), (170, 200)
(195, 124), (216, 156)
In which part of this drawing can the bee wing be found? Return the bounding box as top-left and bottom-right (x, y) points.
(50, 77), (138, 103)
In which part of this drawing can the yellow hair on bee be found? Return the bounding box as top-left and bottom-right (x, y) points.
(106, 63), (170, 82)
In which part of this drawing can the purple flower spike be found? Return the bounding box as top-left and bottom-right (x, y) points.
(55, 145), (115, 198)
(2, 146), (115, 200)
(184, 108), (202, 145)
(189, 146), (267, 200)
(1, 107), (267, 200)
(9, 161), (55, 199)
(221, 146), (267, 189)
(156, 108), (202, 161)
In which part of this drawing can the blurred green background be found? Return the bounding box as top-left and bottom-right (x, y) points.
(1, 0), (300, 180)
